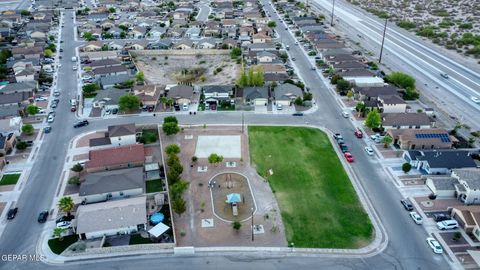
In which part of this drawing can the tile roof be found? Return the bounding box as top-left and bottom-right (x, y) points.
(86, 144), (145, 169)
(79, 167), (144, 196)
(108, 123), (136, 137)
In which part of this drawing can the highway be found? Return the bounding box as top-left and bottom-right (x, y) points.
(0, 5), (451, 270)
(311, 0), (480, 131)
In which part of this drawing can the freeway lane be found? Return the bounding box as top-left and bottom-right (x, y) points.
(311, 0), (480, 130)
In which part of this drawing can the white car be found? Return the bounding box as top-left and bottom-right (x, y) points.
(426, 237), (443, 254)
(364, 146), (374, 156)
(56, 221), (72, 229)
(436, 219), (459, 230)
(409, 212), (423, 225)
(53, 91), (60, 97)
(47, 115), (54, 123)
(471, 96), (480, 104)
(72, 66), (77, 71)
(341, 111), (349, 118)
(35, 96), (48, 102)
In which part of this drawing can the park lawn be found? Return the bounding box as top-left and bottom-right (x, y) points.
(249, 126), (373, 248)
(145, 179), (162, 193)
(0, 174), (21, 186)
(48, 235), (78, 254)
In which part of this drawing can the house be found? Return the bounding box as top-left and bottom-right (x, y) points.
(261, 64), (287, 75)
(453, 169), (480, 204)
(79, 167), (144, 204)
(377, 95), (407, 113)
(185, 27), (201, 39)
(167, 85), (194, 105)
(0, 133), (16, 156)
(83, 41), (104, 52)
(0, 117), (23, 137)
(256, 51), (277, 63)
(243, 87), (269, 105)
(274, 83), (303, 106)
(75, 196), (147, 240)
(382, 113), (434, 130)
(252, 32), (271, 43)
(173, 39), (194, 50)
(15, 68), (35, 82)
(108, 123), (136, 146)
(92, 88), (129, 111)
(203, 85), (234, 107)
(426, 176), (459, 197)
(88, 59), (122, 70)
(403, 150), (477, 175)
(388, 128), (455, 150)
(353, 85), (402, 101)
(80, 51), (118, 61)
(133, 85), (163, 108)
(147, 27), (166, 40)
(340, 70), (384, 87)
(85, 144), (145, 173)
(197, 39), (218, 49)
(93, 65), (129, 78)
(450, 206), (480, 240)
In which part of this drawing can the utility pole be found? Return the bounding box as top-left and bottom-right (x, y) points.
(241, 112), (244, 133)
(330, 0), (335, 26)
(379, 17), (388, 64)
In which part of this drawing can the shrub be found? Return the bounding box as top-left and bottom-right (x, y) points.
(402, 163), (412, 173)
(165, 144), (181, 155)
(21, 124), (34, 136)
(232, 221), (242, 230)
(16, 141), (27, 150)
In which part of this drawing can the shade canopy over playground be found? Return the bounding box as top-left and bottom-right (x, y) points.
(226, 193), (241, 203)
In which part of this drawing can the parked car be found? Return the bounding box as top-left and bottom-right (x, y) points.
(277, 104), (283, 110)
(344, 152), (354, 163)
(333, 133), (343, 141)
(471, 96), (480, 104)
(44, 126), (52, 133)
(426, 237), (443, 254)
(440, 73), (449, 79)
(339, 143), (348, 153)
(56, 221), (72, 229)
(401, 199), (414, 211)
(433, 213), (450, 222)
(437, 220), (459, 230)
(409, 212), (423, 225)
(292, 112), (304, 116)
(47, 114), (54, 123)
(35, 96), (48, 102)
(56, 215), (74, 223)
(354, 130), (363, 138)
(73, 120), (89, 128)
(342, 111), (349, 118)
(38, 211), (49, 223)
(53, 91), (60, 97)
(7, 207), (18, 220)
(291, 57), (296, 61)
(72, 66), (77, 71)
(70, 106), (76, 112)
(364, 146), (374, 156)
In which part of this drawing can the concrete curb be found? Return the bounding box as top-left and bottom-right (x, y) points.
(37, 124), (388, 264)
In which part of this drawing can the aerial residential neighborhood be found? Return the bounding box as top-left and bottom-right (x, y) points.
(0, 0), (479, 269)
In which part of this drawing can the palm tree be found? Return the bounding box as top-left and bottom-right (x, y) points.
(53, 227), (67, 241)
(381, 135), (393, 148)
(159, 97), (167, 110)
(166, 98), (175, 110)
(58, 196), (75, 216)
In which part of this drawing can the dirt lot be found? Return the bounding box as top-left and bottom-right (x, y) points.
(131, 50), (240, 86)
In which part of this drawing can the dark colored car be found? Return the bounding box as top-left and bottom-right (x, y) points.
(38, 211), (49, 223)
(56, 215), (74, 223)
(44, 126), (52, 133)
(354, 130), (363, 138)
(333, 133), (343, 141)
(73, 120), (89, 128)
(7, 207), (18, 220)
(433, 213), (450, 222)
(401, 199), (414, 211)
(292, 112), (304, 116)
(339, 143), (348, 153)
(112, 108), (118, 114)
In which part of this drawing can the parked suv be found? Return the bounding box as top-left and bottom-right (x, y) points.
(38, 211), (49, 223)
(433, 213), (450, 222)
(437, 220), (459, 230)
(400, 199), (414, 211)
(73, 120), (89, 128)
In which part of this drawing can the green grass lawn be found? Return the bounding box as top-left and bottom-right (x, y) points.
(129, 234), (153, 245)
(249, 126), (373, 248)
(48, 235), (78, 254)
(145, 179), (163, 193)
(0, 174), (21, 186)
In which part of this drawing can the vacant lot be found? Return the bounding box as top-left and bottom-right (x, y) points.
(249, 126), (373, 248)
(132, 50), (240, 85)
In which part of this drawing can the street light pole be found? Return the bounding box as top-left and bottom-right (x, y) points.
(251, 207), (254, 242)
(330, 0), (335, 26)
(379, 17), (388, 64)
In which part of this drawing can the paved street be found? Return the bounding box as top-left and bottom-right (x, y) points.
(310, 0), (480, 131)
(0, 4), (454, 270)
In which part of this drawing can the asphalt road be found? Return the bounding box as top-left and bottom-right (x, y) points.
(310, 0), (480, 131)
(0, 6), (451, 270)
(196, 0), (211, 22)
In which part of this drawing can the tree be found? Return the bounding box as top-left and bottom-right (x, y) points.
(230, 47), (242, 59)
(16, 141), (27, 150)
(108, 7), (116, 13)
(364, 109), (381, 129)
(0, 49), (12, 64)
(120, 31), (127, 39)
(53, 227), (67, 240)
(385, 72), (415, 89)
(71, 163), (84, 173)
(26, 105), (40, 116)
(118, 95), (140, 112)
(165, 144), (181, 155)
(191, 156), (198, 163)
(44, 49), (53, 58)
(164, 116), (178, 124)
(22, 124), (34, 136)
(232, 221), (242, 230)
(336, 79), (351, 94)
(83, 32), (96, 41)
(208, 153), (224, 166)
(82, 83), (98, 95)
(135, 71), (145, 82)
(294, 96), (303, 106)
(330, 74), (342, 84)
(58, 196), (75, 215)
(404, 87), (420, 100)
(402, 163), (412, 174)
(68, 176), (80, 185)
(20, 10), (30, 16)
(163, 122), (180, 135)
(267, 21), (277, 28)
(381, 135), (393, 148)
(346, 90), (354, 100)
(303, 92), (313, 101)
(172, 197), (186, 215)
